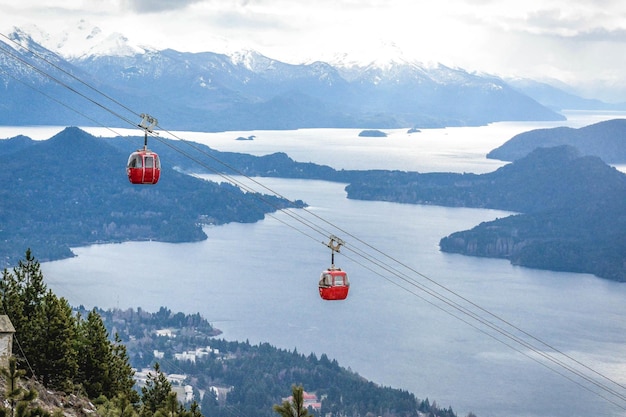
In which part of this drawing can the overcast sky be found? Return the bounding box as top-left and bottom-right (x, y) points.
(2, 0), (626, 102)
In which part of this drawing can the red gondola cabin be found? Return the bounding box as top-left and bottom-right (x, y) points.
(127, 149), (161, 185)
(319, 268), (350, 300)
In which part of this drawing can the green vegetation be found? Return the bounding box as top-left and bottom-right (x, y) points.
(0, 250), (202, 417)
(1, 249), (136, 399)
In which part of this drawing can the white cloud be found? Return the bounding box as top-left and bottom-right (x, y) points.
(2, 0), (626, 101)
(120, 0), (204, 13)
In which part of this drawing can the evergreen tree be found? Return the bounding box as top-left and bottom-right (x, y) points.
(273, 385), (313, 417)
(97, 394), (139, 417)
(0, 269), (25, 336)
(76, 309), (113, 398)
(0, 249), (48, 374)
(110, 333), (139, 403)
(154, 392), (178, 417)
(140, 363), (173, 417)
(37, 291), (77, 392)
(0, 250), (137, 403)
(184, 402), (203, 417)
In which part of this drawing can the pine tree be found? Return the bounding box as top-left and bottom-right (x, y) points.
(76, 309), (113, 398)
(0, 249), (48, 374)
(155, 392), (178, 417)
(140, 363), (173, 417)
(1, 250), (137, 402)
(0, 269), (25, 333)
(273, 385), (313, 417)
(110, 333), (139, 403)
(97, 394), (139, 417)
(37, 291), (77, 391)
(0, 250), (78, 388)
(184, 402), (203, 417)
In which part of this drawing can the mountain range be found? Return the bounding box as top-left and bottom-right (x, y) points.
(0, 23), (580, 132)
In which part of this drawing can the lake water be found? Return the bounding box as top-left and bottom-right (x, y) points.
(20, 111), (626, 417)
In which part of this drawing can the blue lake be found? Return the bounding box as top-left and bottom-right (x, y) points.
(29, 113), (626, 417)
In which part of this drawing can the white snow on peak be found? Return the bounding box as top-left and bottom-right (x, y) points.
(229, 49), (275, 71)
(16, 20), (148, 59)
(324, 40), (417, 70)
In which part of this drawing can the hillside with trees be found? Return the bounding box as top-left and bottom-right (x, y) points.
(0, 249), (143, 416)
(486, 118), (626, 163)
(93, 306), (457, 417)
(0, 127), (304, 268)
(345, 146), (626, 281)
(0, 250), (465, 417)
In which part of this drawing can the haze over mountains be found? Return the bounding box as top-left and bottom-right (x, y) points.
(1, 22), (609, 132)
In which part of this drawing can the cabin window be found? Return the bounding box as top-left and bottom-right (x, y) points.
(128, 155), (143, 168)
(319, 274), (332, 286)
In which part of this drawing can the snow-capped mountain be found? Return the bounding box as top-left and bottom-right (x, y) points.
(326, 40), (413, 71)
(16, 20), (149, 59)
(0, 24), (568, 131)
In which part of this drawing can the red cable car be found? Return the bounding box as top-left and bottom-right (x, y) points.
(127, 149), (161, 184)
(319, 268), (350, 300)
(127, 113), (161, 185)
(319, 235), (350, 301)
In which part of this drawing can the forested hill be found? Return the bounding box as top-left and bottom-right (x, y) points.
(486, 118), (626, 163)
(345, 145), (626, 281)
(94, 306), (458, 417)
(0, 127), (304, 268)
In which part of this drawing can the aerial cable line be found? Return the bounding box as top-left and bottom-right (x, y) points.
(0, 32), (143, 122)
(340, 250), (626, 410)
(157, 125), (626, 404)
(6, 37), (626, 408)
(3, 32), (626, 411)
(134, 132), (626, 408)
(6, 48), (626, 411)
(0, 40), (332, 248)
(0, 31), (362, 246)
(0, 66), (134, 140)
(339, 247), (626, 407)
(0, 31), (347, 243)
(0, 42), (138, 130)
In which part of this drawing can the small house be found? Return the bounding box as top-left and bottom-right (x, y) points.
(0, 315), (15, 368)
